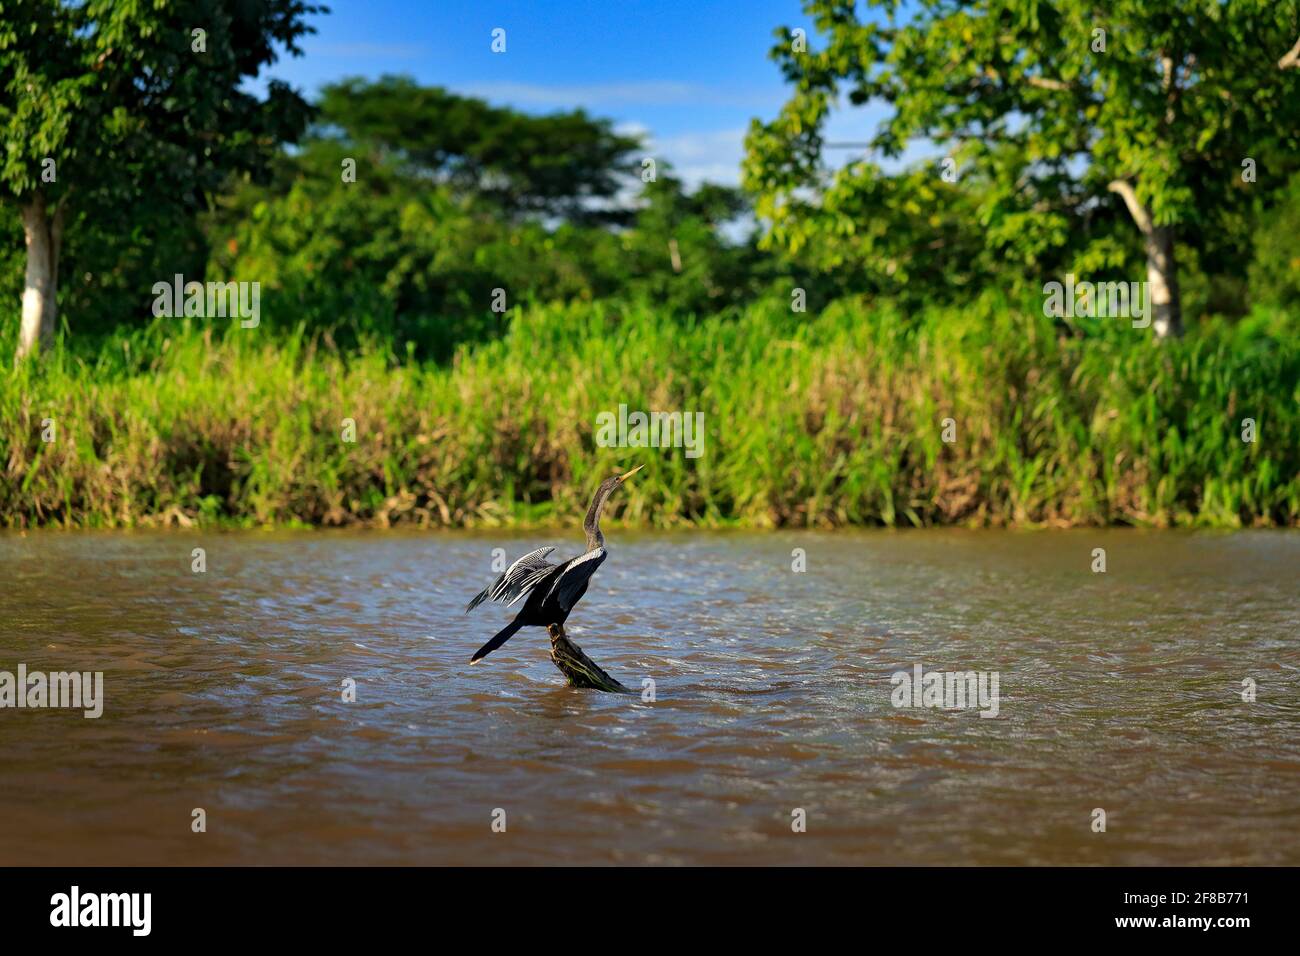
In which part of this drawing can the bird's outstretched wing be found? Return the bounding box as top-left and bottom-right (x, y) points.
(465, 546), (557, 613)
(546, 547), (608, 612)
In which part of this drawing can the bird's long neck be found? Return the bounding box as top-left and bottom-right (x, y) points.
(583, 483), (614, 551)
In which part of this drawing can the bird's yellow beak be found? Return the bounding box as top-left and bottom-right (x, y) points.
(616, 464), (645, 483)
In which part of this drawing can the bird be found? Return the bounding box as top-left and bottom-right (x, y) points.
(465, 464), (643, 664)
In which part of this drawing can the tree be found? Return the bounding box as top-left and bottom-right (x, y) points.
(314, 76), (643, 225)
(0, 0), (321, 361)
(745, 0), (1300, 335)
(205, 139), (621, 359)
(620, 172), (769, 314)
(1248, 169), (1300, 309)
(205, 78), (772, 355)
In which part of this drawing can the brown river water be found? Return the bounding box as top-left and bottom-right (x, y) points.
(1, 529), (1296, 866)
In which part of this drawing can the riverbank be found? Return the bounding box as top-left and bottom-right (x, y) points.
(3, 296), (1297, 529)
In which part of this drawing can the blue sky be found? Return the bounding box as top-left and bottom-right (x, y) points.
(259, 0), (896, 187)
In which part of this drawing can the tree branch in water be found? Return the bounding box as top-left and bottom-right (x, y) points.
(547, 624), (632, 693)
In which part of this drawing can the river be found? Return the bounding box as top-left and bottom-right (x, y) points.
(1, 529), (1296, 865)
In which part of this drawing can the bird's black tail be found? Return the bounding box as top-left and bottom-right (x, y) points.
(470, 618), (525, 664)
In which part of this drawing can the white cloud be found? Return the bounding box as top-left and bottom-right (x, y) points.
(648, 129), (749, 187)
(614, 120), (652, 140)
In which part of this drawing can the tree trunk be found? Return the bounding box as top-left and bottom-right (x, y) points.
(1144, 224), (1182, 338)
(547, 624), (632, 693)
(1280, 34), (1300, 70)
(1107, 179), (1183, 338)
(16, 194), (63, 362)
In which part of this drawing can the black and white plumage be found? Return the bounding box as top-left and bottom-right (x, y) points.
(465, 465), (642, 664)
(464, 546), (557, 613)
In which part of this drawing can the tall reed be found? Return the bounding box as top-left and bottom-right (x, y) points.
(2, 296), (1296, 528)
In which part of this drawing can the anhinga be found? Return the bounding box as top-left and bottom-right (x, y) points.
(466, 465), (643, 664)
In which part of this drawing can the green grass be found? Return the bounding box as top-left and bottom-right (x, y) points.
(2, 295), (1297, 528)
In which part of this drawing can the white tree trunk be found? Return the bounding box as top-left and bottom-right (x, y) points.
(1107, 180), (1183, 338)
(16, 195), (62, 362)
(1144, 224), (1182, 338)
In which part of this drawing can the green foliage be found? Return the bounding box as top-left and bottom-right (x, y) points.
(316, 76), (642, 224)
(598, 173), (774, 316)
(205, 142), (604, 358)
(1249, 170), (1300, 308)
(744, 0), (1300, 307)
(0, 0), (322, 339)
(0, 194), (208, 338)
(4, 4), (1296, 542)
(202, 81), (770, 356)
(3, 297), (1296, 529)
(0, 0), (320, 203)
